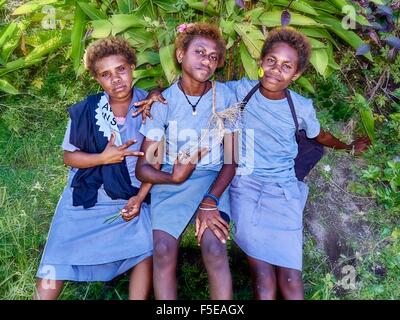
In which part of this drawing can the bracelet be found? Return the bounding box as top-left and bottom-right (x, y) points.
(200, 201), (218, 207)
(199, 207), (218, 211)
(203, 193), (220, 206)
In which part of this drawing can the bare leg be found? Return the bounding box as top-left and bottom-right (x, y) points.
(200, 229), (232, 300)
(33, 278), (64, 300)
(153, 230), (180, 300)
(247, 256), (277, 300)
(128, 256), (153, 300)
(276, 266), (304, 300)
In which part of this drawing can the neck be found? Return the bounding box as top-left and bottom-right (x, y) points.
(259, 85), (286, 100)
(109, 91), (133, 116)
(179, 76), (209, 96)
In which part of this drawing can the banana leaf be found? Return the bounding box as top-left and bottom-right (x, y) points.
(234, 23), (265, 59)
(258, 10), (321, 27)
(71, 3), (87, 75)
(159, 44), (179, 84)
(0, 79), (19, 94)
(11, 0), (57, 15)
(78, 2), (108, 20)
(239, 41), (258, 80)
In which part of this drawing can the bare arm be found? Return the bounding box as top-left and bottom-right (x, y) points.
(314, 128), (370, 155)
(63, 132), (143, 168)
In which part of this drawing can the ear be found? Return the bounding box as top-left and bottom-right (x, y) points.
(130, 64), (136, 72)
(176, 48), (184, 64)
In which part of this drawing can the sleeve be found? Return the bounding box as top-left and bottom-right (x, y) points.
(299, 100), (321, 139)
(139, 101), (168, 142)
(61, 119), (80, 152)
(224, 80), (240, 93)
(221, 84), (241, 133)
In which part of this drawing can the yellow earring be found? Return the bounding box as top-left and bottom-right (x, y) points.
(258, 67), (264, 78)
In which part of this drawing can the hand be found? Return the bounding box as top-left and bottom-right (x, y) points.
(121, 195), (142, 222)
(349, 136), (371, 155)
(171, 147), (209, 184)
(132, 90), (167, 124)
(195, 199), (230, 245)
(100, 132), (144, 164)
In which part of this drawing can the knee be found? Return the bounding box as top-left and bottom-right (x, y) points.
(202, 241), (226, 263)
(278, 272), (303, 293)
(153, 238), (173, 263)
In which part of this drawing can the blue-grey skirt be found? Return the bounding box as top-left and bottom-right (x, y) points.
(36, 171), (153, 282)
(230, 174), (308, 271)
(151, 165), (231, 239)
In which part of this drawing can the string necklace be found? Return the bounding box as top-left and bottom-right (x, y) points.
(178, 79), (208, 116)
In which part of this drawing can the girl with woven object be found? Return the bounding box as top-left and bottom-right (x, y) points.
(224, 27), (370, 299)
(34, 37), (165, 300)
(136, 23), (238, 300)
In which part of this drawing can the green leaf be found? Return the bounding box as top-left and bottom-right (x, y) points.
(0, 23), (22, 64)
(77, 2), (108, 20)
(302, 0), (340, 14)
(133, 65), (164, 81)
(11, 0), (57, 15)
(136, 51), (160, 67)
(91, 19), (112, 38)
(299, 27), (338, 48)
(327, 0), (351, 11)
(309, 38), (327, 49)
(110, 14), (146, 35)
(0, 58), (45, 77)
(0, 79), (19, 94)
(124, 28), (155, 50)
(225, 0), (236, 17)
(0, 0), (6, 9)
(159, 44), (179, 84)
(239, 41), (258, 80)
(234, 23), (265, 59)
(71, 4), (87, 74)
(258, 11), (321, 27)
(295, 76), (315, 94)
(184, 0), (218, 15)
(316, 16), (373, 61)
(153, 0), (179, 13)
(354, 93), (375, 141)
(117, 0), (134, 13)
(310, 49), (328, 76)
(25, 31), (70, 62)
(272, 0), (319, 16)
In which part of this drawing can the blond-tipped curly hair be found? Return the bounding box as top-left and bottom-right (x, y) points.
(175, 23), (226, 68)
(84, 37), (136, 76)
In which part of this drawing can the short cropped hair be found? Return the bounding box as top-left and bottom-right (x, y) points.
(175, 23), (226, 68)
(84, 37), (136, 76)
(261, 27), (312, 73)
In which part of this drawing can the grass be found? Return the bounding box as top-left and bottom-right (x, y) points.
(0, 63), (399, 300)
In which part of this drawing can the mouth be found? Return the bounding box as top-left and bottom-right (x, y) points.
(264, 75), (281, 83)
(114, 85), (126, 92)
(197, 67), (210, 73)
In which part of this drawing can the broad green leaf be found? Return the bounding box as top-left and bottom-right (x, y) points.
(133, 65), (164, 81)
(244, 7), (265, 23)
(326, 42), (340, 70)
(300, 27), (338, 48)
(295, 76), (315, 94)
(0, 79), (19, 94)
(11, 0), (57, 15)
(117, 0), (134, 14)
(78, 2), (108, 20)
(316, 16), (373, 61)
(0, 58), (45, 76)
(136, 51), (160, 67)
(225, 0), (236, 17)
(258, 11), (321, 27)
(25, 31), (70, 62)
(302, 0), (339, 14)
(272, 0), (319, 16)
(134, 77), (165, 90)
(184, 0), (218, 15)
(124, 28), (155, 50)
(0, 23), (21, 64)
(0, 0), (6, 9)
(234, 23), (265, 59)
(159, 44), (179, 84)
(327, 0), (351, 10)
(309, 38), (327, 49)
(220, 19), (235, 37)
(110, 14), (146, 35)
(239, 41), (258, 80)
(354, 93), (375, 141)
(369, 0), (384, 4)
(153, 0), (179, 13)
(91, 20), (112, 38)
(310, 49), (328, 76)
(71, 3), (87, 74)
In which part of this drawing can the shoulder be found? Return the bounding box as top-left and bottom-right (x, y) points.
(68, 93), (102, 118)
(134, 87), (148, 100)
(159, 82), (179, 100)
(288, 89), (314, 114)
(229, 77), (259, 100)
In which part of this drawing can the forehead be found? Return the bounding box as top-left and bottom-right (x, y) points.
(187, 36), (219, 53)
(265, 42), (299, 64)
(95, 54), (129, 72)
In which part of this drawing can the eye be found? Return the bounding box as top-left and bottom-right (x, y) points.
(266, 57), (275, 65)
(282, 64), (292, 71)
(210, 55), (218, 62)
(196, 49), (205, 56)
(101, 72), (110, 78)
(117, 65), (126, 72)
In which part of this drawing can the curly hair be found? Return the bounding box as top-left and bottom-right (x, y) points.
(84, 37), (137, 77)
(175, 23), (226, 68)
(261, 27), (312, 73)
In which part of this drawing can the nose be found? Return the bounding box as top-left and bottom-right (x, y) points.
(111, 74), (121, 84)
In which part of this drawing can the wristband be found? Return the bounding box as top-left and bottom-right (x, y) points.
(203, 193), (219, 206)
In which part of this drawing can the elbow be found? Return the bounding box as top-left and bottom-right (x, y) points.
(63, 151), (72, 166)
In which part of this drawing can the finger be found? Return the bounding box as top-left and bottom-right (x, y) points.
(215, 214), (230, 230)
(195, 216), (200, 236)
(108, 132), (116, 146)
(208, 225), (227, 244)
(119, 139), (136, 150)
(212, 219), (230, 239)
(133, 100), (148, 107)
(124, 151), (144, 157)
(156, 96), (167, 104)
(197, 223), (208, 245)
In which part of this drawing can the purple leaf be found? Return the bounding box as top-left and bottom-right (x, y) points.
(368, 30), (381, 47)
(377, 5), (393, 16)
(235, 0), (245, 9)
(356, 43), (371, 56)
(370, 22), (384, 31)
(387, 48), (398, 62)
(281, 9), (291, 27)
(384, 36), (400, 49)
